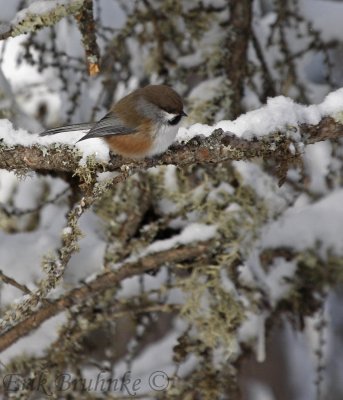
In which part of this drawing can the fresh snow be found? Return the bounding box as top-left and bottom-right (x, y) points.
(1, 88), (343, 164)
(12, 0), (76, 25)
(178, 88), (343, 142)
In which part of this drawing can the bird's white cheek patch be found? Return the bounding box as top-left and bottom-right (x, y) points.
(163, 111), (178, 121)
(148, 124), (179, 156)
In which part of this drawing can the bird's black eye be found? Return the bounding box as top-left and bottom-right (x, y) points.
(168, 115), (182, 126)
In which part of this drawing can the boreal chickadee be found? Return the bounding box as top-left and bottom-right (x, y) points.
(40, 85), (187, 158)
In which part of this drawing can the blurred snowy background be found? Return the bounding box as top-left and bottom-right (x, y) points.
(1, 0), (343, 399)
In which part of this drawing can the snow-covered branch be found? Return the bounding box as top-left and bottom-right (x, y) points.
(0, 0), (85, 40)
(2, 1), (343, 396)
(0, 0), (100, 76)
(2, 89), (343, 182)
(0, 116), (342, 186)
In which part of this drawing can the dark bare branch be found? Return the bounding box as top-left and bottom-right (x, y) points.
(225, 0), (253, 118)
(75, 0), (100, 76)
(0, 242), (209, 352)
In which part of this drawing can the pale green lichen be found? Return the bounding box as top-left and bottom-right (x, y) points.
(0, 90), (14, 119)
(116, 163), (267, 355)
(0, 211), (15, 232)
(333, 111), (343, 125)
(10, 0), (85, 38)
(74, 154), (106, 189)
(179, 264), (244, 354)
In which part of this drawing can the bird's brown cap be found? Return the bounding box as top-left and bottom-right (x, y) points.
(139, 84), (184, 114)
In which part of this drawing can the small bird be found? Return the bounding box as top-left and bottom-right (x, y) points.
(40, 85), (187, 158)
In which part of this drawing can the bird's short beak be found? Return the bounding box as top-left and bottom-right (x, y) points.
(181, 111), (187, 117)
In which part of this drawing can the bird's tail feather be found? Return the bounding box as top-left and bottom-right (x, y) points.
(39, 122), (93, 136)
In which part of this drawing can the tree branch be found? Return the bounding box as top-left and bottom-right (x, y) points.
(225, 0), (253, 118)
(0, 116), (342, 178)
(75, 0), (100, 76)
(0, 242), (209, 353)
(0, 0), (85, 40)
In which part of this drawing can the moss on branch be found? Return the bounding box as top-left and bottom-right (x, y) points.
(0, 0), (85, 40)
(0, 116), (342, 186)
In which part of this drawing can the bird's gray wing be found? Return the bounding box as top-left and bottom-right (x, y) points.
(77, 112), (137, 142)
(39, 122), (94, 136)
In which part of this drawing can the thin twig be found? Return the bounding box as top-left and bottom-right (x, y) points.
(0, 270), (31, 295)
(0, 187), (70, 217)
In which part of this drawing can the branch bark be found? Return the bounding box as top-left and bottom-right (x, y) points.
(75, 0), (100, 76)
(0, 0), (85, 40)
(225, 0), (253, 118)
(0, 243), (209, 353)
(0, 116), (342, 177)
